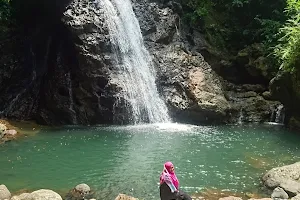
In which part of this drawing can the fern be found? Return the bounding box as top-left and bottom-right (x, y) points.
(274, 0), (300, 72)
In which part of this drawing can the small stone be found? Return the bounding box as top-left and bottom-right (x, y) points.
(4, 129), (17, 136)
(271, 187), (289, 200)
(75, 183), (90, 195)
(115, 194), (137, 200)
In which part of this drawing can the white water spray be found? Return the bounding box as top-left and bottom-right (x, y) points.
(97, 0), (170, 124)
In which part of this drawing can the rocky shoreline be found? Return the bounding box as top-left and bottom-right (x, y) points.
(1, 162), (300, 200)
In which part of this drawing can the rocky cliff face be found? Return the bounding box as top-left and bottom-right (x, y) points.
(0, 0), (282, 125)
(270, 70), (300, 129)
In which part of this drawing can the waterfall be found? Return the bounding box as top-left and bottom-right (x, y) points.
(97, 0), (170, 124)
(66, 72), (78, 124)
(269, 104), (285, 124)
(237, 108), (244, 124)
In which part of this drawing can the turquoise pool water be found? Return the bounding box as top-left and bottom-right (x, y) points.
(0, 123), (299, 199)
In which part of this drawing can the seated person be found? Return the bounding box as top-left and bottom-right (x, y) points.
(159, 161), (192, 200)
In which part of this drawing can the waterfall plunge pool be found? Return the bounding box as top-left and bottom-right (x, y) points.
(0, 123), (299, 199)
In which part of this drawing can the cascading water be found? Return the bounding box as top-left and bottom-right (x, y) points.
(97, 0), (170, 124)
(269, 104), (285, 124)
(66, 72), (78, 124)
(237, 108), (244, 124)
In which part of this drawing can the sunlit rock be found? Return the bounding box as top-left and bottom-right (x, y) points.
(65, 183), (92, 200)
(271, 187), (289, 200)
(115, 194), (138, 200)
(11, 193), (31, 200)
(0, 123), (7, 139)
(263, 162), (300, 196)
(218, 196), (242, 200)
(0, 185), (11, 200)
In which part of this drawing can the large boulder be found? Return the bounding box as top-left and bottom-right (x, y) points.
(262, 162), (300, 196)
(0, 185), (11, 200)
(270, 69), (300, 128)
(152, 44), (231, 124)
(11, 189), (62, 200)
(271, 187), (289, 200)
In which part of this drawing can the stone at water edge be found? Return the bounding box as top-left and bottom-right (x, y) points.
(65, 183), (92, 200)
(4, 129), (17, 136)
(0, 185), (11, 200)
(0, 123), (7, 139)
(115, 193), (138, 200)
(262, 162), (300, 196)
(11, 190), (62, 200)
(30, 189), (62, 200)
(271, 187), (289, 200)
(75, 183), (91, 195)
(218, 196), (243, 200)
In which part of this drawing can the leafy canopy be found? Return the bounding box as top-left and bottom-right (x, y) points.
(274, 0), (300, 72)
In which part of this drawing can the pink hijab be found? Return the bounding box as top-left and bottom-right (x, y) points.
(159, 161), (179, 191)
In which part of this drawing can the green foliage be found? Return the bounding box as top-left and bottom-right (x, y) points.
(274, 0), (300, 72)
(182, 0), (286, 53)
(231, 0), (249, 7)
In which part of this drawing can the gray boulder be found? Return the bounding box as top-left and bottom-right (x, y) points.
(65, 183), (92, 200)
(262, 162), (300, 196)
(271, 187), (289, 200)
(0, 185), (11, 200)
(11, 189), (62, 200)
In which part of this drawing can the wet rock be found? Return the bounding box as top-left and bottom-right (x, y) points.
(270, 69), (300, 127)
(289, 116), (300, 130)
(4, 129), (17, 136)
(262, 162), (300, 196)
(271, 187), (289, 200)
(224, 82), (281, 123)
(65, 183), (93, 200)
(0, 123), (7, 139)
(75, 183), (90, 195)
(0, 185), (11, 200)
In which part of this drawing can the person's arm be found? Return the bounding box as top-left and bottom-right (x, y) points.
(163, 174), (178, 193)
